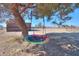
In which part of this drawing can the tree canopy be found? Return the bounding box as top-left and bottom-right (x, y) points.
(0, 3), (79, 23)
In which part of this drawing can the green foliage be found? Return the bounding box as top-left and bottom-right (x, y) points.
(36, 3), (59, 17)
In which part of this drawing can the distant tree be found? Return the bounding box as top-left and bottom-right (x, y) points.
(0, 25), (3, 30)
(35, 22), (44, 28)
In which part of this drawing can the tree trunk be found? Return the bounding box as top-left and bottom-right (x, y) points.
(9, 4), (28, 37)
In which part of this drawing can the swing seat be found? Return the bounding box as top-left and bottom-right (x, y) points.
(25, 34), (49, 44)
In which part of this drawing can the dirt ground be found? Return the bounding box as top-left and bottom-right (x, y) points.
(0, 29), (79, 56)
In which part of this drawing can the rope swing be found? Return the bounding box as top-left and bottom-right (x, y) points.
(24, 7), (49, 44)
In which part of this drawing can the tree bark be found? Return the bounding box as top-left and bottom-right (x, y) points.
(9, 4), (28, 37)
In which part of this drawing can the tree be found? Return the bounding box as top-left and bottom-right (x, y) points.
(0, 25), (3, 30)
(0, 3), (79, 37)
(35, 22), (43, 28)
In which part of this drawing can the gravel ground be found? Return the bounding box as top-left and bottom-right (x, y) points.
(44, 33), (79, 56)
(0, 30), (79, 56)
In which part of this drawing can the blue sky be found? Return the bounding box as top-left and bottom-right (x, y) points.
(24, 8), (79, 27)
(65, 8), (79, 26)
(0, 8), (79, 27)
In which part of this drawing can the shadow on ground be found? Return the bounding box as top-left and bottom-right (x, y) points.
(42, 33), (79, 56)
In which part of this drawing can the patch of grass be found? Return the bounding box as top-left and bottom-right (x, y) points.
(6, 36), (24, 44)
(13, 36), (24, 44)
